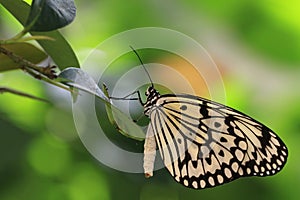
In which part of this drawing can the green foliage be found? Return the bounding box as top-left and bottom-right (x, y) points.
(1, 0), (299, 200)
(1, 0), (80, 69)
(0, 0), (79, 101)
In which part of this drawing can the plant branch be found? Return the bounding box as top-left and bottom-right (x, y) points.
(0, 87), (49, 102)
(0, 45), (56, 78)
(23, 67), (73, 92)
(0, 45), (73, 93)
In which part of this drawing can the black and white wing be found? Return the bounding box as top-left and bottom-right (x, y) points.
(148, 94), (288, 189)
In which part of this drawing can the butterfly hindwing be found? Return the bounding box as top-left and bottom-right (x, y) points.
(148, 94), (288, 189)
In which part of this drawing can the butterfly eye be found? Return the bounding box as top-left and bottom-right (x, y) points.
(145, 90), (150, 96)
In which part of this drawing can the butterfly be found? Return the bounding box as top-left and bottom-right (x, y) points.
(111, 47), (288, 189)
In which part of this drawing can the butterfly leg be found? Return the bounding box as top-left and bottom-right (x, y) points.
(109, 90), (145, 106)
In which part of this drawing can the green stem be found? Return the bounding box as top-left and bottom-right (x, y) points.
(9, 28), (29, 42)
(1, 35), (54, 44)
(0, 6), (42, 44)
(23, 67), (73, 92)
(0, 87), (49, 103)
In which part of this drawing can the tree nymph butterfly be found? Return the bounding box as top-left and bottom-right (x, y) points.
(109, 47), (288, 189)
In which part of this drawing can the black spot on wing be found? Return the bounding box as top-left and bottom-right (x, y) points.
(180, 105), (187, 110)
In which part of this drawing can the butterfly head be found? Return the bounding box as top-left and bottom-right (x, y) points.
(143, 86), (160, 116)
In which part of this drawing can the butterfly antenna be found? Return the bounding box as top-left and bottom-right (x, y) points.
(129, 46), (154, 87)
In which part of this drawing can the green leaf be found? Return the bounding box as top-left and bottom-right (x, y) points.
(102, 84), (145, 141)
(25, 0), (45, 29)
(0, 0), (80, 69)
(0, 43), (47, 72)
(31, 31), (80, 69)
(58, 68), (145, 141)
(58, 67), (109, 102)
(26, 0), (76, 32)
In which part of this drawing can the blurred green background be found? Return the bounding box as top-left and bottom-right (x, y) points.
(1, 0), (300, 199)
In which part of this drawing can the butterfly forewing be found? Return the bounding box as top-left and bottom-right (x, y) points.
(146, 93), (288, 189)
